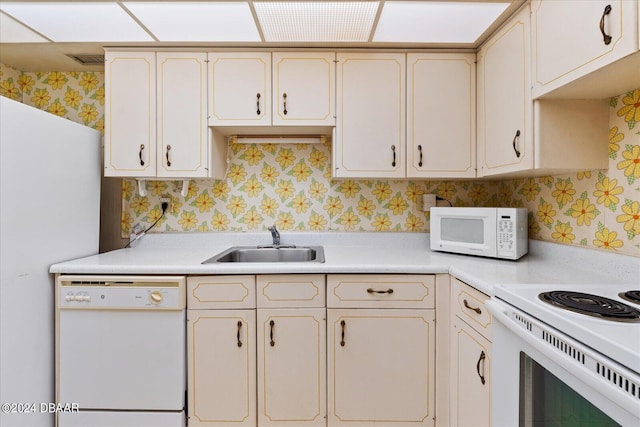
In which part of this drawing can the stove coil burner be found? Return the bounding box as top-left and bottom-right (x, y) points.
(539, 291), (640, 322)
(619, 290), (640, 305)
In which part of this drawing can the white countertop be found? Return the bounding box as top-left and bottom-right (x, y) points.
(50, 232), (640, 296)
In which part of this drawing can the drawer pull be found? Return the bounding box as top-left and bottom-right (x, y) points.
(340, 320), (346, 347)
(463, 299), (482, 314)
(476, 350), (486, 385)
(599, 4), (613, 45)
(367, 288), (394, 295)
(138, 144), (145, 166)
(269, 320), (275, 347)
(512, 130), (521, 158)
(237, 320), (243, 347)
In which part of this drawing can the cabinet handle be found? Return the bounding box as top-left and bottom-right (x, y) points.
(237, 320), (243, 347)
(340, 320), (346, 347)
(256, 93), (261, 115)
(463, 299), (482, 315)
(282, 93), (288, 115)
(165, 145), (172, 167)
(418, 144), (423, 167)
(476, 350), (486, 385)
(139, 144), (145, 166)
(269, 320), (275, 347)
(512, 130), (521, 158)
(599, 5), (613, 45)
(391, 145), (396, 167)
(367, 288), (394, 295)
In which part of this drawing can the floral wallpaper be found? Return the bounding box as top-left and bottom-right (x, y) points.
(1, 62), (638, 257)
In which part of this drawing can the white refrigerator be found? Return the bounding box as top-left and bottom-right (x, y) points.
(0, 97), (101, 427)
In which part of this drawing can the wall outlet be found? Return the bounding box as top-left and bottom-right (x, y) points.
(160, 195), (172, 210)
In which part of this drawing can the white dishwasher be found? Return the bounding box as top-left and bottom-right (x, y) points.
(56, 275), (186, 427)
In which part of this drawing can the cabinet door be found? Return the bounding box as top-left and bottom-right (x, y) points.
(104, 51), (156, 177)
(334, 53), (406, 178)
(208, 52), (271, 126)
(327, 309), (435, 427)
(532, 0), (638, 98)
(187, 310), (256, 427)
(272, 52), (335, 126)
(157, 52), (208, 178)
(257, 309), (326, 427)
(451, 317), (491, 427)
(407, 53), (476, 178)
(477, 6), (533, 177)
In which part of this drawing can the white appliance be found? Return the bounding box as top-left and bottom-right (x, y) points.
(430, 207), (528, 259)
(0, 97), (101, 427)
(487, 284), (640, 427)
(56, 275), (187, 427)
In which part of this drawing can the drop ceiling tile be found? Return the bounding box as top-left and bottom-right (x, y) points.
(254, 1), (379, 42)
(374, 1), (510, 43)
(123, 1), (260, 42)
(0, 12), (49, 42)
(0, 1), (154, 42)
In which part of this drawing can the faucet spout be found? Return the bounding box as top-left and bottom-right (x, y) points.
(268, 225), (280, 246)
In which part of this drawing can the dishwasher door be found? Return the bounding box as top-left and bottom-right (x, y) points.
(56, 276), (186, 416)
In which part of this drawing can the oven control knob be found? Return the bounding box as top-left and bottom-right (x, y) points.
(150, 290), (163, 304)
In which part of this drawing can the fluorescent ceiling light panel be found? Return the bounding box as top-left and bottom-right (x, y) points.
(374, 1), (510, 43)
(0, 12), (49, 42)
(254, 1), (379, 42)
(123, 1), (260, 42)
(0, 2), (153, 42)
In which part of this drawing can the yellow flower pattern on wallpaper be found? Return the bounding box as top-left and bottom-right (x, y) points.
(1, 63), (638, 256)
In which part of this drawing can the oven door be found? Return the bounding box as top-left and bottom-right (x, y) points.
(487, 299), (640, 427)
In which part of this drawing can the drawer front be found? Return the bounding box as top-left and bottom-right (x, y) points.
(327, 274), (435, 308)
(257, 274), (326, 308)
(452, 278), (492, 341)
(188, 276), (256, 309)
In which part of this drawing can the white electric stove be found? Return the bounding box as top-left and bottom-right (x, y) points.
(487, 283), (640, 427)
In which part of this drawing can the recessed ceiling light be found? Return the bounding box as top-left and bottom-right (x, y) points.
(0, 2), (154, 42)
(0, 11), (49, 43)
(122, 1), (260, 42)
(254, 1), (379, 42)
(374, 1), (510, 43)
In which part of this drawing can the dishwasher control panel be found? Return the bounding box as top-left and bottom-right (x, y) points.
(57, 275), (186, 310)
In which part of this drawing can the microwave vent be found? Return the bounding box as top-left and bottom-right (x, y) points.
(66, 54), (105, 66)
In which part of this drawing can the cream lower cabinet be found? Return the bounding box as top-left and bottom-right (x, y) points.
(187, 276), (257, 427)
(257, 308), (326, 426)
(450, 278), (492, 427)
(327, 274), (436, 427)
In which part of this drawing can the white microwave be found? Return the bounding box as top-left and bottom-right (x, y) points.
(430, 207), (528, 260)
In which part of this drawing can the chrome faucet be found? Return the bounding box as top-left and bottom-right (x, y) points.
(268, 225), (280, 246)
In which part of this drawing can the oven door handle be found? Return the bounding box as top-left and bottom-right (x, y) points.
(486, 298), (640, 419)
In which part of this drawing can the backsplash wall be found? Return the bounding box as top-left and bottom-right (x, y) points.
(1, 63), (638, 257)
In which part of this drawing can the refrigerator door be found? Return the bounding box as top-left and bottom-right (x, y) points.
(0, 97), (101, 427)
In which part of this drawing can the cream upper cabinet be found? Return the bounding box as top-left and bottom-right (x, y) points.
(105, 51), (157, 177)
(450, 278), (492, 427)
(477, 6), (533, 176)
(407, 53), (476, 178)
(532, 0), (639, 98)
(208, 52), (272, 126)
(156, 52), (209, 178)
(105, 51), (225, 179)
(272, 52), (335, 126)
(257, 308), (326, 427)
(334, 53), (406, 178)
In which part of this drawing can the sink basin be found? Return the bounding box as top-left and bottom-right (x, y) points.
(202, 246), (325, 263)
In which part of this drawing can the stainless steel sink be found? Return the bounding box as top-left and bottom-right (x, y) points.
(202, 246), (325, 263)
